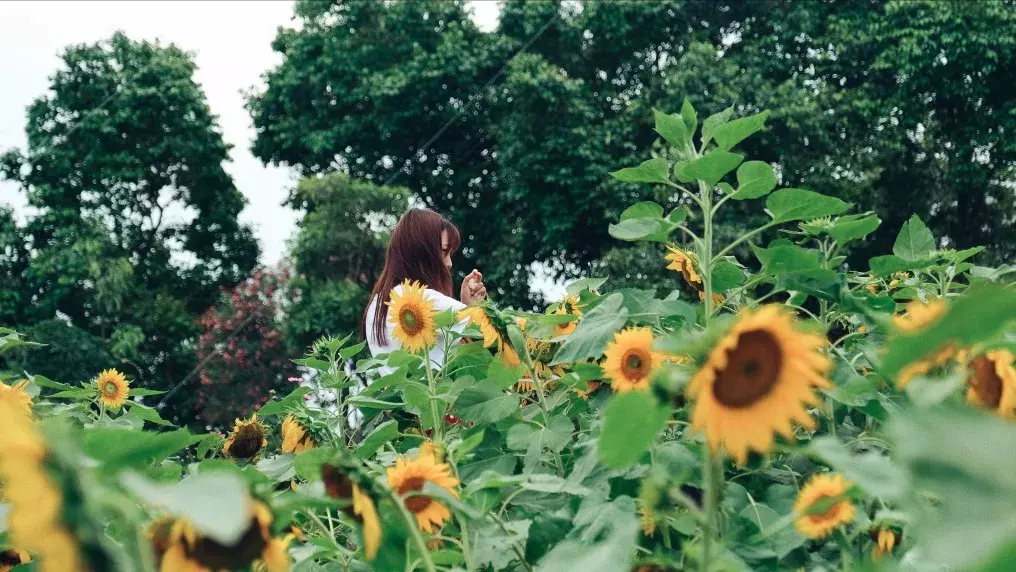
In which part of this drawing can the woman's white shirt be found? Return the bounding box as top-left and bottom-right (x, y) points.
(365, 285), (467, 376)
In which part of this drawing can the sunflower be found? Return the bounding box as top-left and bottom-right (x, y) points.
(892, 298), (946, 333)
(386, 443), (460, 533)
(665, 245), (703, 289)
(687, 305), (832, 465)
(793, 473), (855, 539)
(871, 528), (897, 560)
(575, 380), (602, 400)
(892, 298), (957, 387)
(966, 350), (1016, 417)
(254, 534), (294, 572)
(388, 280), (438, 353)
(0, 550), (30, 572)
(223, 414), (268, 461)
(0, 379), (32, 416)
(280, 416), (315, 454)
(321, 464), (382, 560)
(602, 328), (664, 393)
(458, 306), (500, 348)
(551, 296), (583, 337)
(0, 402), (81, 572)
(95, 368), (130, 410)
(150, 500), (280, 571)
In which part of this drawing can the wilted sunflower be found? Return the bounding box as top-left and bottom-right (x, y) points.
(517, 361), (564, 392)
(95, 368), (130, 410)
(388, 280), (438, 353)
(687, 306), (831, 465)
(0, 402), (81, 572)
(150, 500), (286, 572)
(602, 328), (663, 393)
(0, 550), (30, 572)
(871, 528), (897, 560)
(0, 379), (32, 416)
(966, 350), (1016, 417)
(699, 290), (726, 307)
(223, 414), (268, 461)
(386, 443), (460, 533)
(280, 415), (315, 454)
(665, 245), (703, 289)
(321, 464), (381, 560)
(793, 473), (856, 539)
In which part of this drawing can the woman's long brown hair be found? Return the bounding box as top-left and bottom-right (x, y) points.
(362, 208), (461, 345)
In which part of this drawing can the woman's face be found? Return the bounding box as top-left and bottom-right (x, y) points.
(441, 230), (453, 271)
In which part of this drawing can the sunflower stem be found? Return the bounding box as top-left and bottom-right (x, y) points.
(525, 362), (565, 477)
(423, 344), (443, 444)
(700, 446), (721, 572)
(387, 484), (438, 572)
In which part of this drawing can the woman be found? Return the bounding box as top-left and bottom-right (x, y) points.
(362, 208), (486, 372)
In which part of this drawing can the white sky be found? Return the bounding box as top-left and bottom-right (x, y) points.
(0, 0), (504, 266)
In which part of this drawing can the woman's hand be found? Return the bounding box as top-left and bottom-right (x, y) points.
(461, 269), (487, 305)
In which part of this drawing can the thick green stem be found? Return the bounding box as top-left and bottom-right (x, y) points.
(526, 362), (565, 477)
(423, 345), (443, 443)
(389, 486), (438, 572)
(700, 446), (720, 572)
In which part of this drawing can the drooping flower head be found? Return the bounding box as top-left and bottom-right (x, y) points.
(965, 350), (1016, 417)
(388, 280), (438, 353)
(223, 414), (268, 461)
(280, 415), (315, 454)
(687, 305), (831, 465)
(871, 527), (898, 561)
(665, 245), (703, 289)
(322, 463), (381, 559)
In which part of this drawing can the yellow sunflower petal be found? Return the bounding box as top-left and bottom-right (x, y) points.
(687, 305), (831, 465)
(966, 349), (1016, 417)
(388, 280), (438, 353)
(95, 368), (130, 410)
(793, 473), (856, 539)
(602, 327), (663, 393)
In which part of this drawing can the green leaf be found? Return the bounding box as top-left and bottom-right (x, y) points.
(737, 502), (805, 559)
(828, 214), (880, 245)
(701, 106), (733, 147)
(127, 402), (174, 427)
(889, 406), (1016, 569)
(536, 501), (638, 572)
(128, 388), (166, 397)
(681, 98), (697, 133)
(732, 161), (777, 199)
(678, 150), (743, 187)
(610, 158), (670, 184)
(551, 294), (628, 364)
(355, 419), (399, 460)
(711, 260), (745, 292)
(653, 109), (688, 147)
(565, 277), (607, 296)
(455, 383), (521, 424)
(470, 518), (532, 570)
(809, 437), (905, 499)
(753, 244), (821, 275)
(868, 254), (934, 277)
(256, 454), (296, 482)
(121, 471), (248, 545)
(713, 110), (770, 150)
(598, 392), (669, 469)
(893, 214), (936, 261)
(345, 395), (403, 410)
(765, 188), (851, 223)
(881, 283), (1016, 378)
(487, 358), (525, 390)
(608, 218), (663, 242)
(29, 374), (75, 391)
(620, 201), (664, 220)
(83, 428), (201, 468)
(257, 386), (312, 417)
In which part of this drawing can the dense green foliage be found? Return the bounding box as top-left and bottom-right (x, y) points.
(248, 0), (1016, 309)
(0, 33), (258, 419)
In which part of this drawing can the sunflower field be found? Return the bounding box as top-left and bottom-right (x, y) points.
(4, 100), (1016, 572)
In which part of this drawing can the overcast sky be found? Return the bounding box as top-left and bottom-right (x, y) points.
(0, 0), (502, 266)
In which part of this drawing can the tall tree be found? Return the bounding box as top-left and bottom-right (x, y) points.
(283, 173), (410, 351)
(249, 0), (1016, 310)
(0, 32), (259, 405)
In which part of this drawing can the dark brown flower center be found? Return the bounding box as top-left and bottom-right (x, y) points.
(228, 424), (265, 459)
(970, 355), (1003, 408)
(621, 349), (651, 381)
(401, 308), (422, 335)
(399, 476), (433, 513)
(190, 518), (268, 570)
(322, 464), (360, 520)
(713, 330), (783, 408)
